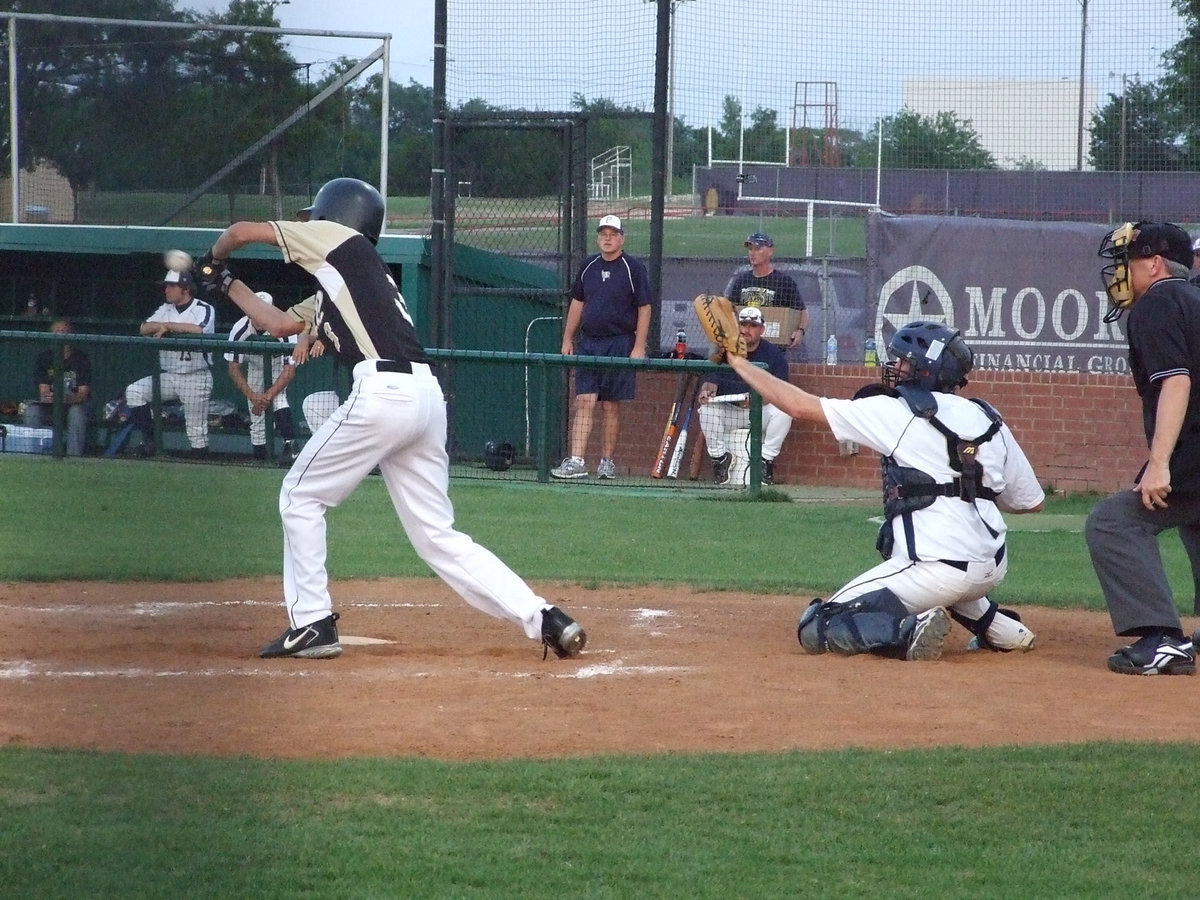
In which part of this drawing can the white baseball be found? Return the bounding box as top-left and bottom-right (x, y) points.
(163, 249), (193, 272)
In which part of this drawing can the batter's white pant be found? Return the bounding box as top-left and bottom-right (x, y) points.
(241, 358), (291, 445)
(279, 362), (549, 640)
(698, 401), (792, 460)
(126, 370), (212, 449)
(830, 553), (1034, 651)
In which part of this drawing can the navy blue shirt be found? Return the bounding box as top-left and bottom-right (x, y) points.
(571, 252), (653, 338)
(709, 339), (790, 396)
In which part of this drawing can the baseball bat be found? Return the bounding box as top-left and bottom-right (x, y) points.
(651, 373), (694, 478)
(667, 378), (702, 478)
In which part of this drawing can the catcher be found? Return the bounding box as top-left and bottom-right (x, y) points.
(695, 294), (1044, 662)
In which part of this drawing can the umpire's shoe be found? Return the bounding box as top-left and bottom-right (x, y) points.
(711, 451), (732, 485)
(541, 606), (586, 659)
(260, 613), (342, 659)
(1108, 633), (1195, 676)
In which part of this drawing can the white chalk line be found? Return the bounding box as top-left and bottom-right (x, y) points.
(1, 604), (687, 681)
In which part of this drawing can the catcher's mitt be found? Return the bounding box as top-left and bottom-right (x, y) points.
(693, 293), (746, 362)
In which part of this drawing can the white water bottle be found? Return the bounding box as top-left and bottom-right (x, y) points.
(825, 334), (838, 366)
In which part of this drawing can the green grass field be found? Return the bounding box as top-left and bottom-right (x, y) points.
(2, 456), (1197, 898)
(78, 189), (868, 258)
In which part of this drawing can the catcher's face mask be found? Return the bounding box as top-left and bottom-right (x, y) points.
(1099, 222), (1136, 323)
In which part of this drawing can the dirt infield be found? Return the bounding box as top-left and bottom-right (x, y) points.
(2, 578), (1197, 760)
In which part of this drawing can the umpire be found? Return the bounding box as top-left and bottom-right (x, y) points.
(1086, 221), (1200, 676)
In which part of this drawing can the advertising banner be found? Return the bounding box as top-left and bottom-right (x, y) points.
(867, 214), (1138, 375)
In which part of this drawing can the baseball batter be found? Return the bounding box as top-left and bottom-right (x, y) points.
(125, 269), (215, 456)
(725, 320), (1044, 661)
(195, 177), (586, 660)
(224, 291), (299, 464)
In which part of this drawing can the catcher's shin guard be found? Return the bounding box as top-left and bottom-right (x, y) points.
(949, 601), (1029, 652)
(797, 589), (913, 659)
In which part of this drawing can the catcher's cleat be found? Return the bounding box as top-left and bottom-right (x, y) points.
(550, 456), (587, 479)
(905, 608), (950, 661)
(711, 451), (732, 485)
(1107, 634), (1195, 676)
(541, 606), (586, 659)
(260, 613), (342, 659)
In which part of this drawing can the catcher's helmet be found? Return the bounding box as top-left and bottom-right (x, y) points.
(484, 440), (515, 472)
(299, 177), (385, 245)
(883, 321), (972, 394)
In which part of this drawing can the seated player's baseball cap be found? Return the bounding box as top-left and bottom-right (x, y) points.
(597, 214), (624, 233)
(1126, 222), (1192, 268)
(737, 306), (765, 324)
(744, 232), (773, 247)
(163, 269), (194, 288)
(1191, 236), (1200, 254)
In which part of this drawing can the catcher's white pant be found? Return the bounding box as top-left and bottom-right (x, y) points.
(279, 361), (548, 639)
(242, 358), (291, 445)
(698, 401), (792, 460)
(830, 553), (1034, 651)
(126, 370), (212, 449)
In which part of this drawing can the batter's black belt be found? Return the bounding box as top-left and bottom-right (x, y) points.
(353, 359), (434, 380)
(371, 359), (413, 373)
(937, 545), (1005, 571)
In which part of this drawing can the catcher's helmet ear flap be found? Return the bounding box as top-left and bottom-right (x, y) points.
(484, 440), (515, 472)
(298, 177), (386, 245)
(883, 321), (973, 393)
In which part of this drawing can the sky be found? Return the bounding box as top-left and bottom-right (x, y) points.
(194, 0), (1182, 138)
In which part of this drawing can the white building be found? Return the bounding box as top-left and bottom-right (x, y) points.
(903, 77), (1098, 170)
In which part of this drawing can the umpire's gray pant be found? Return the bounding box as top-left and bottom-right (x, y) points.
(1085, 488), (1200, 635)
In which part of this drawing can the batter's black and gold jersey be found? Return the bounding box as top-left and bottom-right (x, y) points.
(273, 219), (429, 368)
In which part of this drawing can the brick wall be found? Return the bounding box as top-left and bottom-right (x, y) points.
(628, 365), (1146, 494)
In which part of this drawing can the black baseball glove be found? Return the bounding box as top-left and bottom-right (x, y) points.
(195, 250), (236, 300)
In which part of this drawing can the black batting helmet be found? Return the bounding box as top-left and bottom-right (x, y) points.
(484, 441), (515, 472)
(299, 178), (386, 244)
(883, 321), (973, 394)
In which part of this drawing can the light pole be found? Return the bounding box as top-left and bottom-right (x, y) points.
(1076, 0), (1088, 171)
(664, 0), (695, 201)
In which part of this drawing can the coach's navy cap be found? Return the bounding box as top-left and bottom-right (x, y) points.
(1126, 222), (1193, 269)
(163, 269), (194, 288)
(744, 232), (773, 247)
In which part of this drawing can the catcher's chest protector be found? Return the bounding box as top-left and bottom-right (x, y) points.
(880, 394), (1003, 559)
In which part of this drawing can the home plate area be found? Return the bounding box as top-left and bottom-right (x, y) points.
(2, 578), (1199, 761)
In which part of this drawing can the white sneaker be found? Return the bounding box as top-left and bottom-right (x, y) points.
(597, 458), (616, 479)
(906, 608), (950, 661)
(551, 456), (587, 479)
